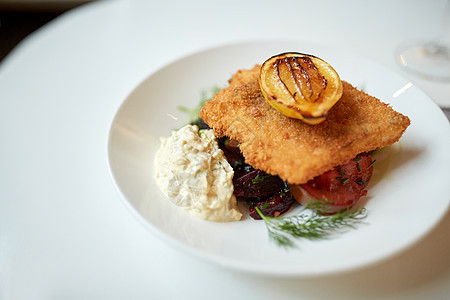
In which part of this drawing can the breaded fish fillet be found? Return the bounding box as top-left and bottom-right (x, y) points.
(200, 65), (410, 184)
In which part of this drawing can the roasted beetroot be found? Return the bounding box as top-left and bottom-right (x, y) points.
(197, 119), (211, 130)
(218, 136), (295, 219)
(248, 189), (296, 220)
(233, 168), (285, 198)
(219, 137), (245, 168)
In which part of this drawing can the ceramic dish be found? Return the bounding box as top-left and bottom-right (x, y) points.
(108, 41), (450, 277)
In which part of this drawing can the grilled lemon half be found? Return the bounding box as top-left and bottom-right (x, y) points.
(259, 52), (343, 125)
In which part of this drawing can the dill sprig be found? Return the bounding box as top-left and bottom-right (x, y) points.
(256, 204), (367, 249)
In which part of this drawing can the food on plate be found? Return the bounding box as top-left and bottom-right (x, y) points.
(155, 51), (410, 245)
(200, 56), (410, 219)
(259, 52), (343, 125)
(200, 64), (410, 186)
(155, 124), (242, 222)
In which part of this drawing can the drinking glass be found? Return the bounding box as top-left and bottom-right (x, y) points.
(395, 1), (450, 81)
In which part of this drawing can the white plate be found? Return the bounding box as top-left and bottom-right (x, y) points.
(107, 40), (450, 277)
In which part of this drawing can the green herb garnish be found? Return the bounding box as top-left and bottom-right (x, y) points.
(336, 176), (349, 184)
(368, 159), (377, 168)
(252, 174), (272, 184)
(178, 86), (222, 127)
(256, 204), (367, 249)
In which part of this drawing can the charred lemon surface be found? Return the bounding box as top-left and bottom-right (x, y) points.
(259, 52), (343, 125)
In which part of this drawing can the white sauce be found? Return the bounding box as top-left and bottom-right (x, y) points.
(155, 125), (242, 222)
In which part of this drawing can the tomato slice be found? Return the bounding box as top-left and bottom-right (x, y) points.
(299, 154), (374, 214)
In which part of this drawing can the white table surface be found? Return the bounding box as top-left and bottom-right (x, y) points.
(1, 0), (449, 299)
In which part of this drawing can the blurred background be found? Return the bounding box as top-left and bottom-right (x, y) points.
(0, 0), (93, 61)
(2, 0), (448, 119)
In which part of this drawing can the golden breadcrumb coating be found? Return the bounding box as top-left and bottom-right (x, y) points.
(200, 65), (410, 184)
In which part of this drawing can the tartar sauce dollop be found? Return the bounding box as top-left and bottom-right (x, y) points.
(155, 125), (242, 222)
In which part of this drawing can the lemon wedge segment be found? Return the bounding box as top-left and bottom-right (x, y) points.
(259, 52), (343, 125)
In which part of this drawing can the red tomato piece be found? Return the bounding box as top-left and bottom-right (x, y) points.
(300, 154), (374, 214)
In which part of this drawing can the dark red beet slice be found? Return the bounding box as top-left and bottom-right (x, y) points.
(233, 168), (285, 198)
(219, 141), (245, 168)
(248, 190), (295, 220)
(218, 137), (286, 201)
(198, 119), (211, 130)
